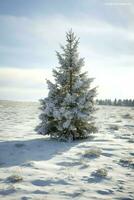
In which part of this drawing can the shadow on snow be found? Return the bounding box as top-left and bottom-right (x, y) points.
(0, 137), (80, 167)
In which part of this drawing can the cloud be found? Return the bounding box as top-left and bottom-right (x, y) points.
(0, 61), (133, 101)
(0, 67), (54, 101)
(0, 13), (134, 51)
(84, 62), (134, 100)
(0, 8), (134, 100)
(0, 13), (134, 73)
(0, 67), (53, 87)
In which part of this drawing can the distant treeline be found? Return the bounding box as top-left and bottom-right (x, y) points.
(96, 99), (134, 107)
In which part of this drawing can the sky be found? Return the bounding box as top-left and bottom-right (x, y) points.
(0, 0), (134, 101)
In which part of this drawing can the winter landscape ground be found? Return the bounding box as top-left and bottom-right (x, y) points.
(0, 100), (134, 200)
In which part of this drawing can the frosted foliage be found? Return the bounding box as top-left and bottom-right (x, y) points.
(63, 110), (73, 120)
(53, 110), (61, 120)
(74, 79), (83, 89)
(36, 30), (97, 141)
(63, 120), (71, 129)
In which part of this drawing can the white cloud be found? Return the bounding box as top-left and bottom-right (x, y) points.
(0, 67), (53, 87)
(85, 64), (134, 100)
(0, 61), (133, 101)
(0, 11), (134, 100)
(0, 67), (54, 101)
(1, 13), (134, 45)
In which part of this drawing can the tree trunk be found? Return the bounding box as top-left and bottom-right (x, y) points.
(69, 68), (72, 95)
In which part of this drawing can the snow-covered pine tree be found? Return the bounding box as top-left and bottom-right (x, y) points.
(36, 30), (97, 141)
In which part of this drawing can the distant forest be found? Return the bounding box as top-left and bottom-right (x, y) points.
(96, 99), (134, 107)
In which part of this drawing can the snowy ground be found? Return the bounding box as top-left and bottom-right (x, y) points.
(0, 101), (134, 200)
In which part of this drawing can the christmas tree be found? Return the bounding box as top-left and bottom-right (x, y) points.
(36, 30), (97, 141)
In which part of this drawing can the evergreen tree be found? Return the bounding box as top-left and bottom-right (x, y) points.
(114, 98), (117, 106)
(117, 99), (122, 106)
(132, 100), (134, 107)
(36, 30), (97, 141)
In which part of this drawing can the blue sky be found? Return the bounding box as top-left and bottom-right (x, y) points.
(0, 0), (134, 101)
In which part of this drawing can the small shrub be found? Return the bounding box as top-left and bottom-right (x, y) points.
(116, 120), (122, 123)
(122, 113), (132, 119)
(109, 124), (119, 130)
(120, 135), (130, 140)
(130, 152), (134, 156)
(91, 168), (108, 178)
(83, 148), (101, 158)
(119, 157), (134, 168)
(128, 138), (134, 143)
(7, 175), (23, 183)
